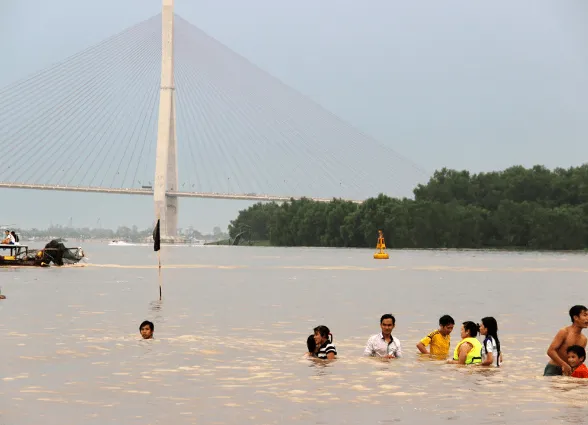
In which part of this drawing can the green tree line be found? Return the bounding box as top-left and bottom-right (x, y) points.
(228, 165), (588, 250)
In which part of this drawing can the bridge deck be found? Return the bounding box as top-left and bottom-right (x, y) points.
(0, 183), (363, 203)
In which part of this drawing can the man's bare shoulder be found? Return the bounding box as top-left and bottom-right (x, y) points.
(560, 325), (587, 343)
(558, 325), (584, 335)
(549, 327), (570, 345)
(554, 327), (570, 337)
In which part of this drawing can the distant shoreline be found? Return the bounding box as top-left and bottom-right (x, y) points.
(204, 240), (588, 253)
(227, 164), (588, 251)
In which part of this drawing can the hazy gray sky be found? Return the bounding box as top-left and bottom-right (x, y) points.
(1, 0), (587, 232)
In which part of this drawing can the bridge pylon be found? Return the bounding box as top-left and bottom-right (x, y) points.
(153, 0), (180, 241)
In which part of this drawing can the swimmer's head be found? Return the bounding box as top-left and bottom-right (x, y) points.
(140, 320), (154, 339)
(307, 334), (317, 354)
(313, 325), (331, 346)
(567, 345), (586, 368)
(380, 314), (396, 336)
(479, 317), (498, 337)
(569, 305), (588, 327)
(461, 321), (479, 339)
(439, 315), (455, 336)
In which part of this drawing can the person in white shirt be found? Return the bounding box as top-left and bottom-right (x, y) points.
(479, 316), (502, 367)
(363, 314), (402, 359)
(1, 230), (15, 245)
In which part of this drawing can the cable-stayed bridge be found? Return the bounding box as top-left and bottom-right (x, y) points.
(0, 0), (427, 240)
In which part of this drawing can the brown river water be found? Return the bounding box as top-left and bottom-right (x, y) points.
(1, 242), (588, 424)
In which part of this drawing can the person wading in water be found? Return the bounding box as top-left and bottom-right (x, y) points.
(364, 314), (402, 359)
(545, 305), (588, 376)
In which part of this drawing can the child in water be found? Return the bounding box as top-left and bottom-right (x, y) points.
(567, 345), (588, 378)
(306, 334), (318, 357)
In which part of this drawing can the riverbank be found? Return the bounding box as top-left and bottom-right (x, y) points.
(227, 165), (588, 250)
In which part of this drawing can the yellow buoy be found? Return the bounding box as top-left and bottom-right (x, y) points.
(373, 230), (389, 259)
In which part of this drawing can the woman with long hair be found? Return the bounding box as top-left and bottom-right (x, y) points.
(479, 317), (502, 367)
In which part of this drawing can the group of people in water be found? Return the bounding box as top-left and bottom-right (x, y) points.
(305, 305), (588, 378)
(305, 314), (502, 366)
(137, 305), (588, 378)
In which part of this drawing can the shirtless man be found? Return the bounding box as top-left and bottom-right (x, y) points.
(544, 305), (588, 376)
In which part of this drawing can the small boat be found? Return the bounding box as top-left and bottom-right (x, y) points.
(0, 239), (85, 267)
(108, 240), (132, 246)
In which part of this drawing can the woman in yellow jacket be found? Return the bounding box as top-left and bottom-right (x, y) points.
(447, 321), (482, 365)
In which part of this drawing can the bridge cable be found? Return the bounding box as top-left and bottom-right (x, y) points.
(3, 19), (159, 183)
(177, 19), (329, 197)
(178, 16), (429, 198)
(51, 31), (159, 186)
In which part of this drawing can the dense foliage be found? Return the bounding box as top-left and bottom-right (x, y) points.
(228, 165), (588, 250)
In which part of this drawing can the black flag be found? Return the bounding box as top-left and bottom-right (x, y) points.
(153, 219), (161, 252)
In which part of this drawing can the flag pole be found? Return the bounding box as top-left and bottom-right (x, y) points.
(158, 251), (162, 300)
(153, 217), (162, 300)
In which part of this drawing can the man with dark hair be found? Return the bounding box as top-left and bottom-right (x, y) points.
(363, 314), (402, 358)
(545, 305), (588, 376)
(140, 320), (154, 339)
(416, 314), (455, 358)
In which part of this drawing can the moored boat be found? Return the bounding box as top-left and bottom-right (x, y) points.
(0, 239), (85, 267)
